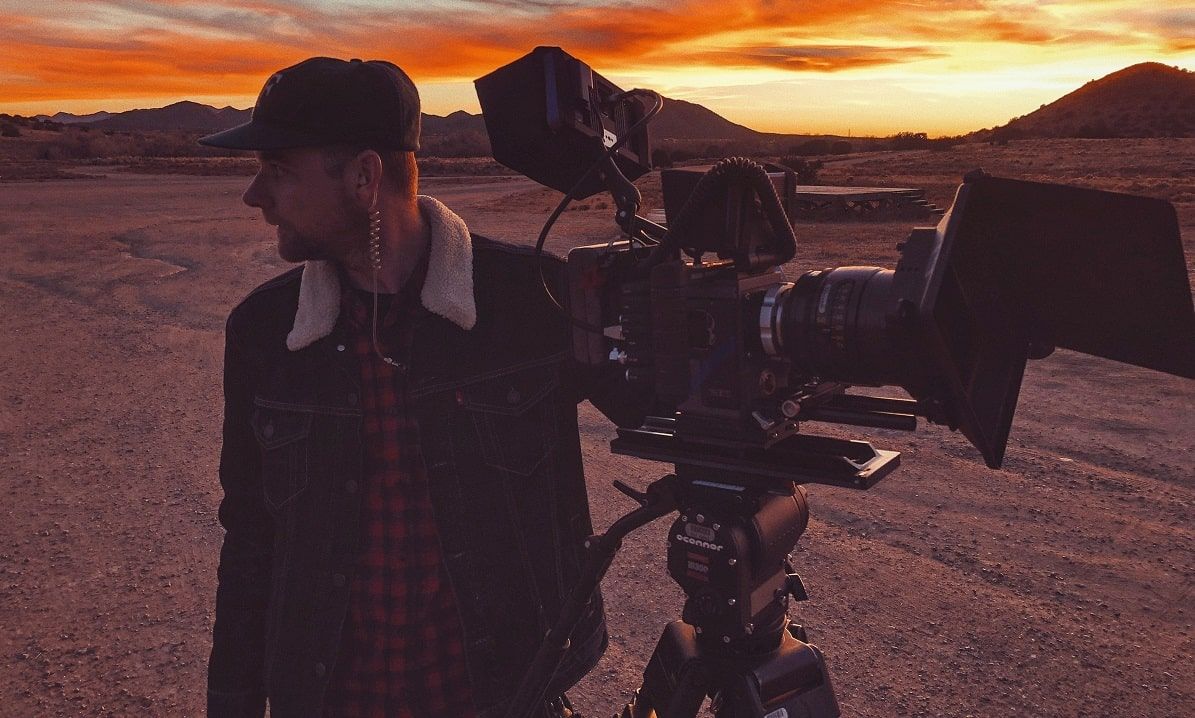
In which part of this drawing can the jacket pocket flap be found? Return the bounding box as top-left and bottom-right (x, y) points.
(250, 404), (313, 450)
(460, 368), (559, 417)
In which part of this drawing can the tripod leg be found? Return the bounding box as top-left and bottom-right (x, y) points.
(657, 666), (711, 718)
(619, 689), (645, 718)
(622, 622), (713, 718)
(708, 627), (840, 718)
(620, 665), (710, 718)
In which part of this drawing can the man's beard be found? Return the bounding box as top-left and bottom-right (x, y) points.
(275, 225), (329, 263)
(274, 205), (369, 264)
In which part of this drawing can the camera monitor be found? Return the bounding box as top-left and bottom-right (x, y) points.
(474, 46), (652, 198)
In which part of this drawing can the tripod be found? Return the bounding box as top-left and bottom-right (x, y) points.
(618, 466), (839, 718)
(504, 462), (846, 718)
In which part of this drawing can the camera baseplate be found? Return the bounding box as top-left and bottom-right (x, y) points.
(612, 416), (900, 490)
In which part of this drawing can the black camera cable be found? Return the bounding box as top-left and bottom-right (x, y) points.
(532, 88), (663, 334)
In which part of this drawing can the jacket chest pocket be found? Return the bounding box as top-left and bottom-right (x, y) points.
(457, 366), (561, 477)
(251, 403), (314, 511)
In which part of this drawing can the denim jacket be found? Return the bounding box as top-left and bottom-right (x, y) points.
(208, 197), (643, 717)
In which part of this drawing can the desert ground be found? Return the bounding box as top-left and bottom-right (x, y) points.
(0, 138), (1192, 717)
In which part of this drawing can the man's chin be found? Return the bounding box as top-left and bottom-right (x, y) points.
(277, 245), (310, 263)
(277, 234), (325, 264)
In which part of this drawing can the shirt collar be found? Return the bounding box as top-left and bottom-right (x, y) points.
(286, 195), (476, 351)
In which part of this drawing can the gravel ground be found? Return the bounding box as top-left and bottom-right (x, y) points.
(0, 140), (1192, 717)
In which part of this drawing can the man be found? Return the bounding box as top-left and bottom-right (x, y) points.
(200, 57), (639, 717)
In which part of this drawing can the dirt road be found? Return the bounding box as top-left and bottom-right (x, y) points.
(1, 141), (1192, 717)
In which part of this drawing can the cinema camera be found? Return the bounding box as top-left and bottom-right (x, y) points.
(475, 47), (1195, 718)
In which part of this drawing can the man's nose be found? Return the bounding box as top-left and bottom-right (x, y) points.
(242, 173), (267, 209)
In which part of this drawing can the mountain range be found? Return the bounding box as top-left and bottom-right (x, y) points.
(39, 110), (113, 124)
(37, 96), (774, 144)
(32, 62), (1195, 143)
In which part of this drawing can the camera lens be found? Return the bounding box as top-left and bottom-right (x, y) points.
(762, 267), (901, 386)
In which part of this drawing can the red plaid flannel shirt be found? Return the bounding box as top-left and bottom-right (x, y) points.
(324, 272), (476, 718)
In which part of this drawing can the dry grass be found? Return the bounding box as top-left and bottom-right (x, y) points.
(0, 161), (100, 181)
(98, 157), (259, 176)
(816, 138), (1195, 224)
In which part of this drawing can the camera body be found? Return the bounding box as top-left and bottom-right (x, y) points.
(477, 47), (1195, 718)
(479, 46), (1195, 478)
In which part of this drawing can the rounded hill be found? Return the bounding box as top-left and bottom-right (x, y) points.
(981, 63), (1195, 139)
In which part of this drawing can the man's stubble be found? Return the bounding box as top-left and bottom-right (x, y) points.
(275, 187), (369, 266)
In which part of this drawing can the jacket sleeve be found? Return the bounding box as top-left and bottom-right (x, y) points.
(207, 318), (272, 717)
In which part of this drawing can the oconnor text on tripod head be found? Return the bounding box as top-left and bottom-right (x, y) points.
(475, 47), (1195, 718)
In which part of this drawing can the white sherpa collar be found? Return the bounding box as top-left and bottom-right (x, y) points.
(285, 194), (476, 351)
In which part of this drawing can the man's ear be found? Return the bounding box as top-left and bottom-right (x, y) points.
(348, 150), (384, 208)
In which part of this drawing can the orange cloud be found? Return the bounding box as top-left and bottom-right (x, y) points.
(0, 0), (1190, 113)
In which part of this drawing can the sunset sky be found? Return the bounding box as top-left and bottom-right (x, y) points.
(2, 1), (1192, 136)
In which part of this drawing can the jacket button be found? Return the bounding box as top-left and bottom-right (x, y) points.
(344, 480), (358, 494)
(314, 662), (326, 677)
(336, 344), (346, 352)
(332, 573), (346, 587)
(262, 423), (275, 439)
(507, 388), (521, 405)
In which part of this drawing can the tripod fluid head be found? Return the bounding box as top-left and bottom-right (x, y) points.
(502, 467), (840, 718)
(665, 468), (808, 648)
(621, 467), (839, 718)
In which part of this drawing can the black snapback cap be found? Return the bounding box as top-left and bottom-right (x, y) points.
(199, 57), (421, 151)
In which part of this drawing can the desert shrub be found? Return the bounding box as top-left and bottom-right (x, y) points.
(697, 141), (750, 157)
(138, 132), (207, 157)
(778, 156), (822, 184)
(830, 141), (853, 155)
(788, 139), (831, 155)
(651, 148), (673, 168)
(888, 132), (931, 150)
(1, 122), (20, 138)
(37, 143), (66, 160)
(420, 130), (490, 157)
(35, 128), (184, 159)
(1075, 121), (1116, 139)
(991, 125), (1027, 145)
(927, 136), (958, 152)
(416, 157), (507, 177)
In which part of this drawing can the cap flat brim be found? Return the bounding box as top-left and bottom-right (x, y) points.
(197, 120), (328, 150)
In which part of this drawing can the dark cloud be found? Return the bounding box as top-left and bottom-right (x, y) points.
(1119, 7), (1195, 47)
(690, 44), (947, 71)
